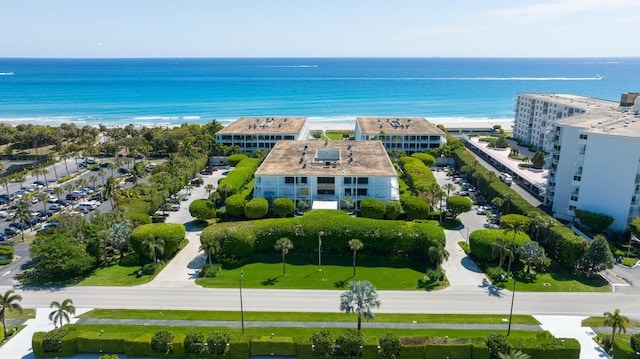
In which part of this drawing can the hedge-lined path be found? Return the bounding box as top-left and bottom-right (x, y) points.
(0, 307), (91, 359)
(142, 169), (229, 288)
(535, 315), (610, 359)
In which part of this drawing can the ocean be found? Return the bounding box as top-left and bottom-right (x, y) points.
(0, 57), (639, 127)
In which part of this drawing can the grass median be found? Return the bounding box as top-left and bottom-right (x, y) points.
(78, 309), (541, 325)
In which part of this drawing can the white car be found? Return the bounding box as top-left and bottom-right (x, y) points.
(0, 210), (7, 218)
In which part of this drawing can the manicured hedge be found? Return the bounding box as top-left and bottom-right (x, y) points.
(400, 193), (430, 220)
(189, 199), (216, 221)
(411, 152), (436, 167)
(216, 158), (260, 196)
(129, 223), (186, 260)
(32, 328), (579, 359)
(228, 154), (249, 167)
(225, 194), (248, 217)
(469, 229), (531, 260)
(359, 198), (386, 219)
(398, 156), (437, 194)
(250, 336), (296, 356)
(200, 210), (445, 259)
(613, 337), (637, 359)
(0, 245), (14, 264)
(244, 198), (269, 219)
(545, 226), (588, 270)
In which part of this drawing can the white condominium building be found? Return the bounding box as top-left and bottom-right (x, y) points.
(513, 93), (640, 231)
(215, 117), (309, 152)
(354, 117), (446, 154)
(253, 140), (399, 209)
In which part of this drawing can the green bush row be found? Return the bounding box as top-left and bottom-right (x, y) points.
(200, 210), (445, 258)
(0, 245), (14, 258)
(469, 229), (531, 261)
(129, 223), (186, 261)
(217, 158), (260, 197)
(32, 330), (579, 359)
(398, 156), (437, 194)
(613, 337), (637, 359)
(57, 175), (73, 183)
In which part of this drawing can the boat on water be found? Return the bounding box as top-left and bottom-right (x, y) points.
(595, 74), (604, 80)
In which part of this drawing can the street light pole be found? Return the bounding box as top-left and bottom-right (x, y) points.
(239, 270), (244, 334)
(318, 231), (324, 271)
(507, 275), (516, 336)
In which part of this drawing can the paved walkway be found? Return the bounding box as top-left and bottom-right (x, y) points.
(535, 315), (610, 359)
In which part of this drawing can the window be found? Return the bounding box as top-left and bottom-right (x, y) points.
(318, 177), (335, 184)
(356, 188), (367, 196)
(570, 195), (579, 201)
(573, 175), (581, 182)
(579, 134), (588, 140)
(300, 177), (307, 184)
(345, 189), (352, 196)
(285, 177), (294, 184)
(344, 177), (352, 184)
(357, 177), (368, 185)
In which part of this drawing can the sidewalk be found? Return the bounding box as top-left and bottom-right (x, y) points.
(535, 315), (610, 359)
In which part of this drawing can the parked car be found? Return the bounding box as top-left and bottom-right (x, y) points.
(9, 222), (30, 230)
(49, 204), (62, 211)
(66, 193), (83, 201)
(4, 227), (21, 236)
(118, 167), (129, 174)
(0, 233), (9, 242)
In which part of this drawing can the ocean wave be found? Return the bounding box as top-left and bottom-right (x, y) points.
(255, 65), (318, 68)
(0, 72), (15, 76)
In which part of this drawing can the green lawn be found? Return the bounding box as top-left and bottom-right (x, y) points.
(582, 316), (640, 328)
(76, 255), (167, 286)
(322, 133), (344, 141)
(6, 308), (35, 320)
(493, 266), (611, 292)
(196, 253), (443, 290)
(68, 324), (543, 339)
(78, 309), (540, 325)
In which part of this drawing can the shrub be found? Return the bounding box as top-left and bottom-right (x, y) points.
(189, 199), (216, 221)
(207, 331), (231, 355)
(545, 226), (588, 270)
(486, 333), (509, 359)
(398, 156), (437, 194)
(575, 209), (614, 234)
(411, 152), (435, 167)
(273, 198), (295, 217)
(469, 229), (531, 261)
(446, 196), (472, 218)
(141, 262), (161, 275)
(494, 135), (509, 148)
(385, 201), (403, 220)
(42, 327), (70, 353)
(228, 154), (248, 167)
(217, 157), (260, 197)
(244, 198), (269, 219)
(184, 331), (206, 354)
(336, 329), (363, 357)
(400, 194), (430, 220)
(379, 332), (401, 359)
(500, 214), (531, 230)
(310, 330), (335, 357)
(631, 333), (640, 352)
(225, 194), (248, 217)
(151, 330), (174, 354)
(129, 223), (186, 260)
(359, 198), (386, 219)
(128, 213), (152, 226)
(199, 263), (222, 278)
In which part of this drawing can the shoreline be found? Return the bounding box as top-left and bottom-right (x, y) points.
(0, 115), (513, 131)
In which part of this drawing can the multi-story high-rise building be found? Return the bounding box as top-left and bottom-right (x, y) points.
(513, 93), (640, 231)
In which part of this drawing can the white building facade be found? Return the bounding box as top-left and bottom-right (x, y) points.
(253, 140), (399, 209)
(215, 117), (309, 152)
(515, 93), (640, 231)
(354, 117), (446, 154)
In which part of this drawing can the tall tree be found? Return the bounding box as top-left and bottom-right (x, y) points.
(491, 237), (511, 272)
(110, 222), (132, 260)
(340, 280), (381, 331)
(0, 290), (22, 339)
(274, 237), (294, 275)
(102, 176), (118, 208)
(604, 308), (628, 350)
(428, 245), (449, 282)
(49, 298), (76, 328)
(348, 239), (364, 276)
(502, 193), (516, 215)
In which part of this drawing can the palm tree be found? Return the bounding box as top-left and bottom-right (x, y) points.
(274, 237), (294, 275)
(491, 237), (511, 271)
(604, 308), (629, 350)
(89, 175), (99, 189)
(491, 197), (504, 214)
(110, 222), (131, 260)
(61, 152), (71, 176)
(428, 245), (449, 282)
(49, 298), (76, 328)
(200, 236), (221, 265)
(0, 177), (9, 195)
(349, 239), (364, 276)
(37, 193), (49, 216)
(64, 182), (74, 195)
(142, 235), (165, 263)
(76, 178), (88, 191)
(40, 168), (49, 187)
(218, 183), (232, 201)
(502, 220), (529, 275)
(339, 280), (381, 331)
(53, 187), (64, 202)
(15, 200), (31, 242)
(502, 193), (516, 214)
(102, 176), (118, 208)
(98, 169), (107, 184)
(343, 196), (355, 212)
(205, 184), (215, 198)
(442, 183), (456, 197)
(107, 162), (116, 177)
(0, 290), (22, 339)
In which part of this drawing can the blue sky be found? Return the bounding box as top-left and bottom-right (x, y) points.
(3, 0), (639, 58)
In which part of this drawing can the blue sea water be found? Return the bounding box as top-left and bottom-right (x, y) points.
(0, 57), (639, 127)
